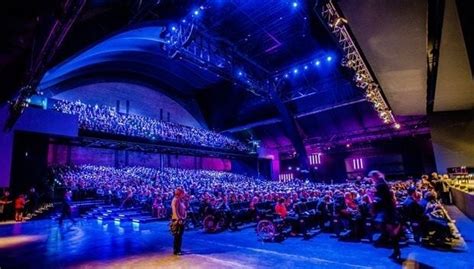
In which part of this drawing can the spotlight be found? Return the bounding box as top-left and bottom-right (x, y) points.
(315, 60), (321, 66)
(289, 166), (292, 170)
(293, 68), (299, 74)
(171, 26), (177, 31)
(193, 9), (200, 16)
(326, 56), (332, 62)
(394, 123), (401, 129)
(182, 19), (186, 23)
(346, 143), (351, 148)
(304, 65), (308, 70)
(284, 74), (289, 78)
(292, 2), (298, 8)
(238, 71), (243, 76)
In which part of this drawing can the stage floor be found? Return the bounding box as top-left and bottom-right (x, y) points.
(1, 206), (473, 269)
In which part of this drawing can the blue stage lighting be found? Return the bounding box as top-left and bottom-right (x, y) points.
(293, 68), (299, 74)
(171, 26), (177, 31)
(238, 71), (243, 76)
(193, 9), (200, 16)
(284, 74), (289, 78)
(182, 19), (186, 23)
(315, 60), (321, 66)
(292, 2), (298, 8)
(326, 56), (332, 62)
(304, 65), (308, 70)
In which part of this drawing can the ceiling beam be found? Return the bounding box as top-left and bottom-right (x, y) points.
(426, 0), (445, 114)
(222, 98), (366, 133)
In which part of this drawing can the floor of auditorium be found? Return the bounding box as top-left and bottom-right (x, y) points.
(0, 206), (472, 269)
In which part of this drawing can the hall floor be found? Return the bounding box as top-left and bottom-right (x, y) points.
(0, 206), (472, 269)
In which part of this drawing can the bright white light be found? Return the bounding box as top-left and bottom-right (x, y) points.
(304, 65), (308, 70)
(293, 68), (299, 74)
(292, 2), (298, 8)
(327, 56), (332, 62)
(315, 60), (321, 66)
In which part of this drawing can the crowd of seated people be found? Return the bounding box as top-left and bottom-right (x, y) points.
(52, 100), (252, 153)
(50, 165), (460, 246)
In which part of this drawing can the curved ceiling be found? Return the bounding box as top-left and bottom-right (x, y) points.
(39, 25), (222, 95)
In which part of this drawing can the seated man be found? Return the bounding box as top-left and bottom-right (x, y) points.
(401, 187), (425, 224)
(317, 195), (334, 230)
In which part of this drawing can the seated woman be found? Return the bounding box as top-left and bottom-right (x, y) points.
(423, 192), (454, 241)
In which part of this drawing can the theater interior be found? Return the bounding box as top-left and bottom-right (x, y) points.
(0, 0), (473, 268)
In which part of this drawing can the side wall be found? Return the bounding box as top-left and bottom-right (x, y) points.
(0, 106), (78, 187)
(430, 110), (474, 173)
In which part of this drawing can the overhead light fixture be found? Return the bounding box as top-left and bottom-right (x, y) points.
(328, 17), (348, 28)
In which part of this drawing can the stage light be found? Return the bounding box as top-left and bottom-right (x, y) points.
(292, 2), (298, 8)
(238, 71), (243, 76)
(315, 60), (321, 66)
(293, 68), (299, 74)
(346, 143), (351, 148)
(182, 19), (186, 23)
(171, 26), (177, 31)
(394, 123), (401, 129)
(304, 65), (308, 70)
(284, 74), (289, 78)
(326, 56), (332, 62)
(329, 17), (348, 28)
(288, 166), (292, 170)
(296, 167), (300, 171)
(193, 9), (200, 16)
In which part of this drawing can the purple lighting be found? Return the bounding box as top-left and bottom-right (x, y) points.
(352, 158), (364, 170)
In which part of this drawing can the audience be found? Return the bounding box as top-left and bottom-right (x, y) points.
(50, 164), (460, 246)
(52, 100), (252, 153)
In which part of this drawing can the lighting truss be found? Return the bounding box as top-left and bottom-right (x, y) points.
(279, 79), (352, 103)
(318, 0), (398, 127)
(162, 20), (270, 99)
(276, 116), (429, 153)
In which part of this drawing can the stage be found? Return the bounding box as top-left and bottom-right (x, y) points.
(0, 206), (473, 269)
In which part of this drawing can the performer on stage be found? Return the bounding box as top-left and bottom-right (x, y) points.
(171, 187), (187, 255)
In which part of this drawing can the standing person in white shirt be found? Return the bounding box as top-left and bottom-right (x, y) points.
(171, 187), (187, 255)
